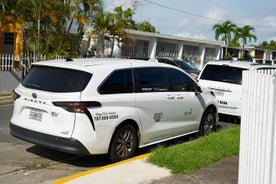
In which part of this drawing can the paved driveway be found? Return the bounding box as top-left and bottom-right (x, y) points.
(0, 105), (235, 184)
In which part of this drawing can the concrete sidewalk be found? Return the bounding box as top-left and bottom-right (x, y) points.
(53, 154), (239, 184)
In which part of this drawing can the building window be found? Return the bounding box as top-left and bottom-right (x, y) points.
(204, 48), (217, 62)
(122, 39), (149, 58)
(183, 45), (201, 66)
(156, 42), (178, 58)
(4, 33), (14, 45)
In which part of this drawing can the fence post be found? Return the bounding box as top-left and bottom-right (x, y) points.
(239, 69), (276, 184)
(0, 54), (2, 71)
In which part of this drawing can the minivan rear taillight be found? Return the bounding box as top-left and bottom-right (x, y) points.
(12, 90), (21, 100)
(53, 101), (101, 113)
(53, 101), (101, 131)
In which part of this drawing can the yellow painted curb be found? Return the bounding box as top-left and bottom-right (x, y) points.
(52, 153), (151, 184)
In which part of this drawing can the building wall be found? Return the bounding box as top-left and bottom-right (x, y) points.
(119, 29), (221, 69)
(0, 18), (23, 59)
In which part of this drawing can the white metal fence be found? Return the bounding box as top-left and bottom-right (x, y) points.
(0, 53), (64, 71)
(239, 69), (276, 184)
(0, 53), (14, 71)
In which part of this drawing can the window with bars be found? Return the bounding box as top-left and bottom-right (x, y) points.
(204, 48), (217, 62)
(122, 39), (149, 58)
(156, 42), (178, 58)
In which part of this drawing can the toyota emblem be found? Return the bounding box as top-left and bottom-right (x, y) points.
(32, 93), (37, 99)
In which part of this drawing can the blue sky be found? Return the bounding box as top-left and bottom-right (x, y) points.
(103, 0), (276, 45)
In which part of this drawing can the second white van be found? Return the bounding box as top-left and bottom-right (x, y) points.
(197, 60), (276, 118)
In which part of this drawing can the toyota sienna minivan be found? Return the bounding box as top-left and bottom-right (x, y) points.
(198, 60), (276, 118)
(10, 58), (218, 162)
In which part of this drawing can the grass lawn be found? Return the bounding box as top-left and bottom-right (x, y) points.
(147, 126), (240, 175)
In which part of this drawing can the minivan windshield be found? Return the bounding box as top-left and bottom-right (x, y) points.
(22, 66), (92, 92)
(200, 65), (247, 85)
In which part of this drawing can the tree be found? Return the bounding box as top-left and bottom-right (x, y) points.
(29, 0), (50, 55)
(213, 20), (236, 59)
(13, 0), (100, 57)
(57, 0), (100, 55)
(135, 21), (158, 33)
(89, 3), (113, 57)
(109, 6), (136, 57)
(0, 0), (19, 31)
(235, 25), (257, 59)
(17, 0), (65, 56)
(89, 4), (137, 58)
(259, 40), (276, 50)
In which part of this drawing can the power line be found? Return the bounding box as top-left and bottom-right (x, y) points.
(142, 0), (276, 29)
(143, 0), (223, 22)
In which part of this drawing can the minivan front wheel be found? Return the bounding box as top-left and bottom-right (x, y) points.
(108, 124), (138, 162)
(199, 108), (216, 136)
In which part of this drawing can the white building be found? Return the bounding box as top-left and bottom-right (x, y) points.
(87, 29), (221, 70)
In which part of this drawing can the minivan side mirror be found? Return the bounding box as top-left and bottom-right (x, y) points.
(195, 85), (202, 95)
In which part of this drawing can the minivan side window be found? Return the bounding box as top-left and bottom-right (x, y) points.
(166, 68), (195, 92)
(98, 69), (133, 94)
(134, 67), (169, 92)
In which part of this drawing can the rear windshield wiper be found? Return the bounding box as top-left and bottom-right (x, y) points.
(25, 83), (41, 89)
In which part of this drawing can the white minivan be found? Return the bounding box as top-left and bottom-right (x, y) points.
(197, 60), (276, 118)
(10, 58), (218, 162)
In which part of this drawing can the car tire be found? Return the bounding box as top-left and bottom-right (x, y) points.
(108, 124), (138, 162)
(199, 108), (216, 136)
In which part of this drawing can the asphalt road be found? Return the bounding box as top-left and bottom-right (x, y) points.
(0, 105), (111, 184)
(0, 105), (235, 184)
(0, 105), (17, 142)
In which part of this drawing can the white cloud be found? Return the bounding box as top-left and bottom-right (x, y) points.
(104, 0), (137, 11)
(263, 16), (276, 27)
(177, 19), (191, 29)
(237, 16), (276, 42)
(174, 6), (229, 41)
(202, 6), (229, 23)
(266, 37), (276, 42)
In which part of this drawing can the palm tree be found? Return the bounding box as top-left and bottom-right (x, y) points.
(28, 0), (50, 55)
(17, 0), (64, 55)
(57, 0), (100, 55)
(0, 0), (18, 31)
(109, 6), (136, 57)
(235, 25), (257, 59)
(90, 4), (113, 58)
(213, 20), (236, 59)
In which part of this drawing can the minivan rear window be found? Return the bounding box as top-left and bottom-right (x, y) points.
(22, 66), (92, 92)
(200, 65), (247, 85)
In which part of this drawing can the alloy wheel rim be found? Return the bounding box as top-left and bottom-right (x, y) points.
(116, 129), (134, 158)
(203, 113), (214, 135)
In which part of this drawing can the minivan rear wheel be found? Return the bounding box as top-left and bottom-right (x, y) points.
(108, 124), (138, 162)
(199, 108), (216, 136)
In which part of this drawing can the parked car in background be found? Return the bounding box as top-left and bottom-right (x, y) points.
(10, 58), (218, 162)
(149, 57), (200, 79)
(197, 60), (276, 118)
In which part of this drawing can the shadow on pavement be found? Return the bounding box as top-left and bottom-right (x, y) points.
(26, 145), (110, 167)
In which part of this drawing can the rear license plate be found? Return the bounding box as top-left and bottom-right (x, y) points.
(29, 109), (43, 121)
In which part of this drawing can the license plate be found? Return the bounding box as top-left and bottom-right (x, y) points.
(29, 109), (43, 121)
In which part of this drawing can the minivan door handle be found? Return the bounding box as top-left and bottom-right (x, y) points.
(176, 95), (183, 99)
(166, 95), (175, 99)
